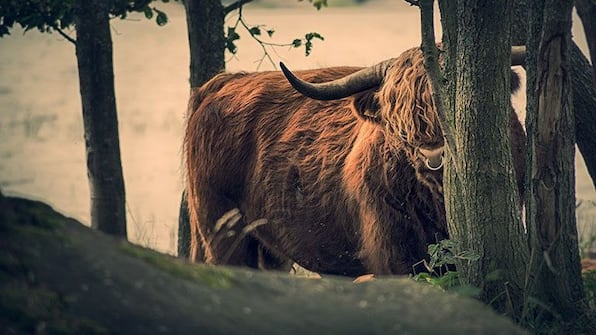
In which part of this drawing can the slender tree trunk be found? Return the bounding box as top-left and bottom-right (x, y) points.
(438, 0), (529, 318)
(575, 0), (596, 86)
(178, 191), (191, 258)
(73, 0), (126, 236)
(525, 0), (590, 326)
(571, 44), (596, 189)
(179, 0), (226, 257)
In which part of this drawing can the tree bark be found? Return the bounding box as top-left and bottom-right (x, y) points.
(571, 44), (596, 189)
(178, 191), (191, 258)
(178, 0), (227, 257)
(184, 0), (225, 88)
(73, 0), (126, 236)
(512, 0), (596, 190)
(575, 0), (596, 86)
(438, 0), (529, 318)
(525, 0), (590, 324)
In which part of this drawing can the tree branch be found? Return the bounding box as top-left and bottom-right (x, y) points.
(418, 0), (459, 169)
(224, 0), (254, 16)
(52, 25), (77, 45)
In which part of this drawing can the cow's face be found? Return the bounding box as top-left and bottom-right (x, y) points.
(280, 45), (525, 180)
(378, 47), (444, 172)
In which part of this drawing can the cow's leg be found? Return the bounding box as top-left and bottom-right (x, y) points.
(257, 243), (293, 271)
(358, 207), (406, 275)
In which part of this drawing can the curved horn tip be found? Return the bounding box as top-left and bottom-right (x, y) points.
(279, 62), (291, 75)
(279, 62), (295, 81)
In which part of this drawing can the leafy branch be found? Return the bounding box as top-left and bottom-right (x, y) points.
(224, 0), (325, 69)
(0, 0), (173, 43)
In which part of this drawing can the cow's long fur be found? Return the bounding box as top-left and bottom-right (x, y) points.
(184, 46), (526, 276)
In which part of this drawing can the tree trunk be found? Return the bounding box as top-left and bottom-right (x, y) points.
(512, 0), (596, 190)
(178, 0), (226, 257)
(73, 0), (126, 236)
(184, 0), (225, 89)
(525, 0), (590, 325)
(178, 191), (191, 258)
(571, 44), (596, 189)
(438, 0), (529, 318)
(575, 0), (596, 86)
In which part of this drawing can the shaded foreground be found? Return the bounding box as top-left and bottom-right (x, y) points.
(0, 194), (526, 334)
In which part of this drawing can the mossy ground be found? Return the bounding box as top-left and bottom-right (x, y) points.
(0, 194), (529, 334)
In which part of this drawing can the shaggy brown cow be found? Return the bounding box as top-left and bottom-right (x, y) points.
(184, 46), (526, 276)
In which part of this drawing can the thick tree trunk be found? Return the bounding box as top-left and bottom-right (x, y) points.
(184, 0), (225, 88)
(438, 0), (529, 318)
(525, 0), (590, 325)
(512, 0), (596, 190)
(73, 0), (126, 236)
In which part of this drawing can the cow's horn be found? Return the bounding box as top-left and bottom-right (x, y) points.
(281, 46), (526, 101)
(511, 45), (526, 66)
(280, 59), (395, 101)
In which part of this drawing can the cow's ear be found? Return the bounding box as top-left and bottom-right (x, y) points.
(351, 88), (381, 122)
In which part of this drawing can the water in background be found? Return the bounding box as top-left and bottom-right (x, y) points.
(0, 1), (594, 254)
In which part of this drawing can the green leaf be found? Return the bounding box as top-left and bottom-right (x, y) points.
(143, 7), (153, 19)
(304, 32), (324, 56)
(155, 8), (168, 26)
(266, 29), (275, 37)
(226, 41), (238, 54)
(297, 0), (327, 10)
(456, 249), (480, 262)
(225, 27), (241, 54)
(292, 39), (302, 48)
(249, 26), (261, 36)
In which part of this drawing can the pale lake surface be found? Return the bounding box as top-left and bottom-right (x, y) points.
(1, 1), (594, 254)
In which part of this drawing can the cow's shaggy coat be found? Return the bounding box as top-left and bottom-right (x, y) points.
(184, 47), (526, 276)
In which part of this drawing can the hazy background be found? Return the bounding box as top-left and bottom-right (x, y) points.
(0, 0), (594, 254)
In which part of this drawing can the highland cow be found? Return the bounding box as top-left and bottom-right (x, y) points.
(184, 46), (526, 276)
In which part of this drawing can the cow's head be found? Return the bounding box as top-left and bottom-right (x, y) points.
(280, 46), (525, 181)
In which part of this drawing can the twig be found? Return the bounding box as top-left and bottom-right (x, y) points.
(52, 25), (76, 45)
(233, 5), (298, 69)
(418, 0), (460, 172)
(224, 0), (254, 16)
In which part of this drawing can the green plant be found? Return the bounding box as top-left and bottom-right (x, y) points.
(412, 239), (481, 297)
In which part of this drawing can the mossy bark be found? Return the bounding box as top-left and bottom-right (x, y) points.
(438, 0), (528, 318)
(524, 0), (591, 325)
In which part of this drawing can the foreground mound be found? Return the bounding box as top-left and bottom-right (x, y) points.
(0, 194), (525, 334)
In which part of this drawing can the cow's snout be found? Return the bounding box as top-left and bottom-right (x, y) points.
(418, 146), (444, 171)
